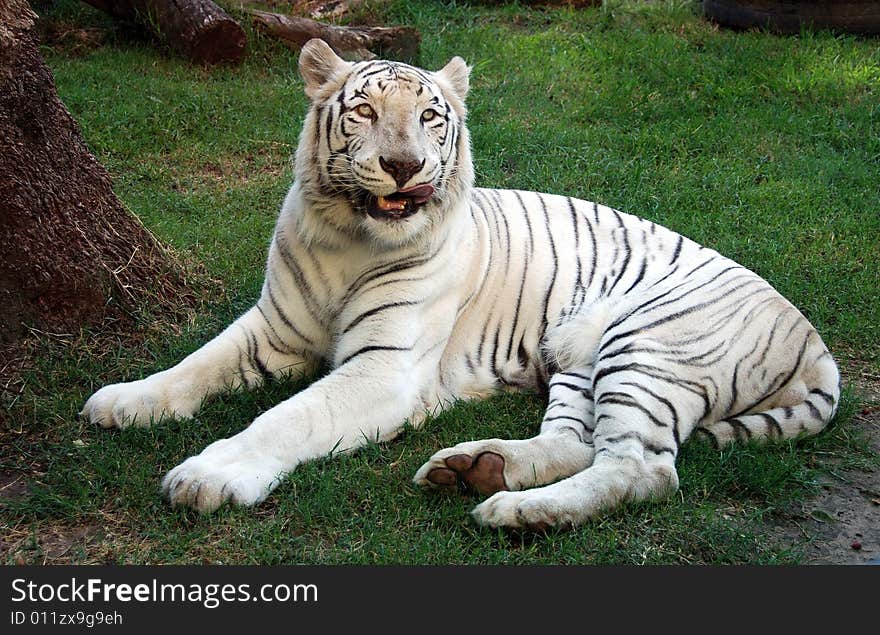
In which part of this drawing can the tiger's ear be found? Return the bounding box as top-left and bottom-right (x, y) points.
(299, 39), (350, 99)
(435, 56), (470, 99)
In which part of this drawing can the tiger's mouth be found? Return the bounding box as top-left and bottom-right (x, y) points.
(364, 184), (436, 221)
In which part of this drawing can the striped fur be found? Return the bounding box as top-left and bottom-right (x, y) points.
(81, 40), (839, 529)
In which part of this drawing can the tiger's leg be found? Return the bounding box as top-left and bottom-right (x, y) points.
(80, 305), (315, 428)
(695, 349), (840, 447)
(414, 367), (596, 494)
(471, 361), (698, 530)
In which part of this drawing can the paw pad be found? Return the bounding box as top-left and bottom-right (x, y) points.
(427, 451), (508, 495)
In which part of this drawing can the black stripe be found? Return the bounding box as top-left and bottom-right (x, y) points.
(647, 265), (679, 290)
(633, 266), (745, 317)
(606, 225), (631, 295)
(237, 350), (248, 386)
(325, 102), (336, 151)
(728, 362), (740, 414)
(596, 393), (669, 428)
(343, 246), (443, 305)
(594, 362), (712, 418)
(759, 412), (784, 438)
(337, 345), (411, 367)
(543, 414), (588, 426)
(598, 431), (675, 457)
(274, 234), (324, 323)
(693, 427), (720, 449)
(683, 255), (719, 279)
(505, 191), (536, 368)
(575, 202), (598, 291)
(598, 274), (759, 356)
(476, 311), (491, 368)
(805, 399), (822, 419)
(249, 332), (272, 379)
(727, 417), (752, 441)
(538, 194), (559, 336)
(809, 388), (835, 406)
(341, 300), (419, 335)
(750, 310), (790, 371)
(465, 354), (475, 373)
(357, 65), (390, 81)
(559, 370), (592, 382)
(622, 256), (648, 295)
(567, 197), (584, 291)
(262, 282), (314, 347)
(675, 340), (728, 365)
(551, 381), (589, 393)
(517, 338), (530, 368)
(620, 380), (681, 447)
(256, 304), (298, 354)
(729, 333), (811, 419)
(490, 324), (502, 377)
(670, 235), (684, 264)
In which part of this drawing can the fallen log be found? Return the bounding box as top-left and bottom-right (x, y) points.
(82, 0), (246, 65)
(247, 9), (419, 62)
(702, 0), (880, 35)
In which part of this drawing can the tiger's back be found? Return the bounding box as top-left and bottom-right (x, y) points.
(442, 187), (838, 442)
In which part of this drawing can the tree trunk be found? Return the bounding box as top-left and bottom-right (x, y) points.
(82, 0), (247, 65)
(702, 0), (880, 35)
(0, 0), (198, 348)
(247, 9), (419, 62)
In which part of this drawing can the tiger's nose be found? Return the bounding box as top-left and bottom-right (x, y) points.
(379, 156), (425, 189)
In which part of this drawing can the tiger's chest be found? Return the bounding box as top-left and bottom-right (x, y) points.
(302, 186), (707, 398)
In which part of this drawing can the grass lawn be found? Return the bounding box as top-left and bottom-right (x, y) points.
(2, 0), (878, 564)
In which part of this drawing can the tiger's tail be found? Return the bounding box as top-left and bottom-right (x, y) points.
(695, 351), (840, 447)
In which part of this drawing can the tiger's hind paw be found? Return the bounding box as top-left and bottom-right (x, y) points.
(415, 448), (509, 495)
(471, 490), (575, 532)
(414, 433), (593, 497)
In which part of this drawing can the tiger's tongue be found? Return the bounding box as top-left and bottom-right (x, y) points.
(376, 184), (436, 211)
(399, 184), (435, 202)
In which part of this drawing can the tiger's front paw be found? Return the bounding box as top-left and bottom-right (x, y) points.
(80, 373), (201, 429)
(161, 439), (285, 513)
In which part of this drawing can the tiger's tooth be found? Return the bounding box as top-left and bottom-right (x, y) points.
(377, 195), (406, 211)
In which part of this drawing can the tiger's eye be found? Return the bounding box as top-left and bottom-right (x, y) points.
(421, 109), (439, 122)
(355, 104), (375, 119)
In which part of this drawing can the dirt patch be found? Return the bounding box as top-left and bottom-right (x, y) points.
(0, 469), (31, 502)
(193, 157), (285, 185)
(770, 367), (880, 564)
(2, 522), (104, 565)
(167, 146), (293, 192)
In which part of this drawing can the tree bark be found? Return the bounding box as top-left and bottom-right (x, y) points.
(82, 0), (247, 65)
(702, 0), (880, 35)
(247, 9), (419, 62)
(0, 0), (198, 347)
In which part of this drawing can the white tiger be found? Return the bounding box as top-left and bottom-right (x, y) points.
(81, 39), (840, 530)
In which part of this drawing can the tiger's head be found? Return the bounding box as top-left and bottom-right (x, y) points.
(293, 39), (473, 247)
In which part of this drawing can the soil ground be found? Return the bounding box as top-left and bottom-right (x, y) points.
(770, 369), (880, 565)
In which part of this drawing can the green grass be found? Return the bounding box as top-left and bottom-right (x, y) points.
(3, 0), (878, 564)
